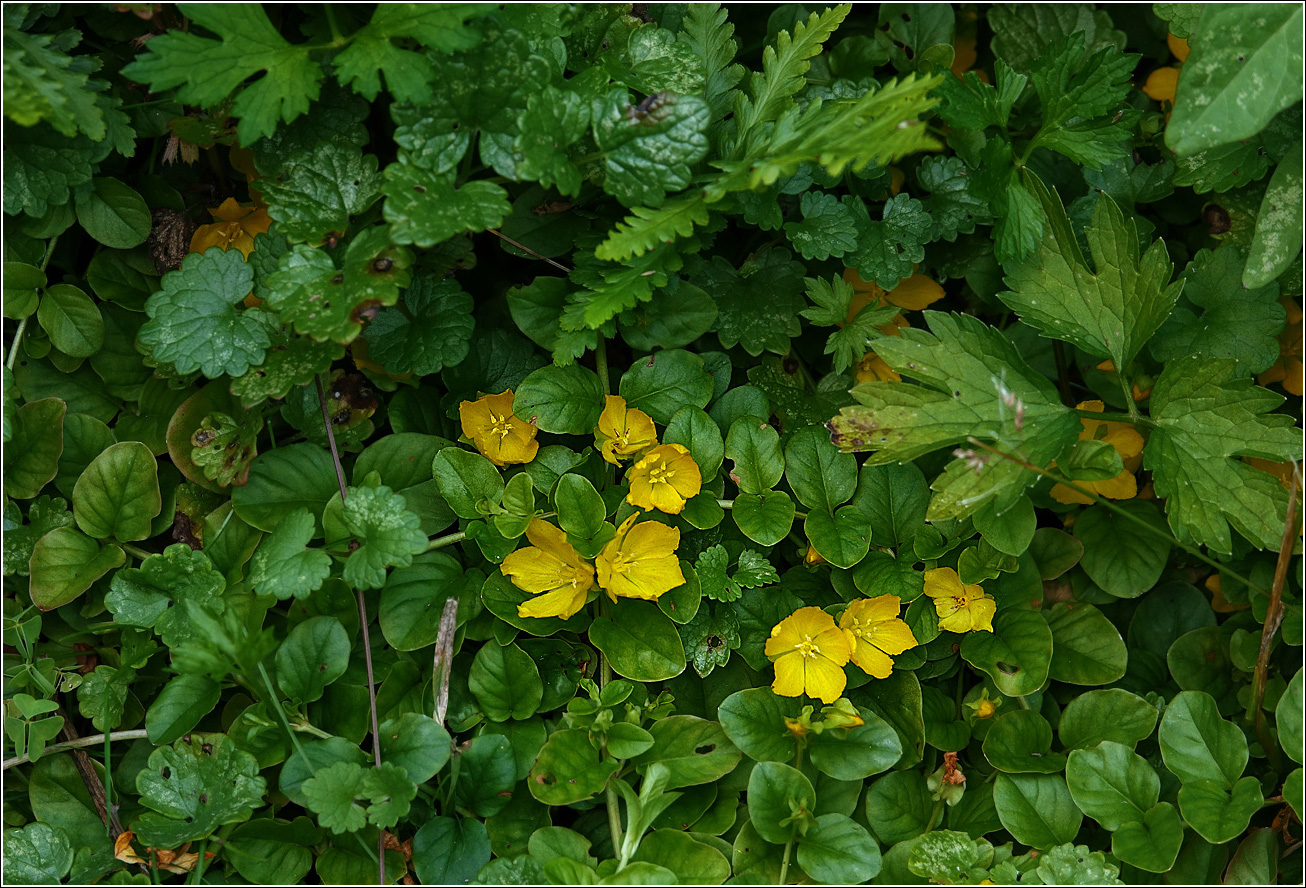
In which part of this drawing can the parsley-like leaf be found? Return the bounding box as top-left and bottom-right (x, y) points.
(138, 249), (272, 379)
(830, 312), (1081, 520)
(595, 195), (712, 262)
(361, 762), (418, 829)
(247, 508), (331, 600)
(332, 4), (485, 104)
(1150, 246), (1286, 373)
(121, 4), (323, 144)
(680, 3), (745, 123)
(340, 485), (428, 590)
(802, 275), (900, 373)
(362, 275), (475, 376)
(1144, 356), (1302, 553)
(2, 17), (105, 140)
(999, 177), (1182, 370)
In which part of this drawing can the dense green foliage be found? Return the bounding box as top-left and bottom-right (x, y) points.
(2, 3), (1303, 885)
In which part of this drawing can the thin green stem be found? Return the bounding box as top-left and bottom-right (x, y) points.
(103, 733), (113, 838)
(967, 437), (1265, 596)
(257, 662), (309, 765)
(2, 729), (150, 771)
(1074, 407), (1147, 425)
(7, 316), (29, 370)
(717, 498), (807, 520)
(606, 782), (624, 862)
(122, 543), (154, 561)
(425, 531), (467, 552)
(1116, 372), (1143, 423)
(323, 4), (346, 45)
(778, 823), (798, 884)
(1016, 695), (1032, 710)
(595, 334), (610, 395)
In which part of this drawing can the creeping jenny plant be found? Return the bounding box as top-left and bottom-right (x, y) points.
(2, 3), (1303, 885)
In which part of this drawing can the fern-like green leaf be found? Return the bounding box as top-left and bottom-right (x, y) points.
(595, 195), (710, 262)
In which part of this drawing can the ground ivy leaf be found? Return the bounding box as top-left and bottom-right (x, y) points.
(391, 104), (470, 175)
(702, 249), (807, 357)
(3, 496), (72, 577)
(138, 248), (271, 379)
(1166, 4), (1305, 156)
(105, 544), (226, 649)
(121, 4), (323, 145)
(229, 330), (345, 408)
(247, 508), (331, 600)
(917, 156), (993, 242)
(134, 733), (266, 849)
(362, 275), (475, 376)
(830, 312), (1081, 521)
(303, 761), (369, 834)
(265, 227), (413, 345)
(424, 26), (554, 134)
(340, 485), (429, 589)
(696, 545), (732, 602)
(733, 550), (779, 590)
(784, 191), (859, 260)
(259, 142), (384, 245)
(362, 762), (418, 829)
(76, 664), (132, 733)
(999, 179), (1183, 370)
(190, 411), (263, 488)
(382, 162), (511, 248)
(680, 605), (740, 678)
(1144, 356), (1302, 553)
(593, 89), (711, 208)
(250, 81), (371, 178)
(848, 193), (933, 291)
(331, 4), (485, 104)
(1150, 247), (1286, 374)
(515, 87), (591, 197)
(2, 121), (110, 217)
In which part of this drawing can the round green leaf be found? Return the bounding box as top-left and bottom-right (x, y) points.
(1166, 627), (1238, 709)
(747, 761), (815, 844)
(145, 674), (221, 745)
(1065, 741), (1159, 830)
(1058, 688), (1159, 750)
(1276, 668), (1304, 764)
(1126, 580), (1215, 655)
(37, 284), (102, 358)
(618, 349), (714, 425)
(2, 822), (74, 884)
(971, 494), (1037, 557)
(588, 598), (686, 681)
(432, 447), (505, 519)
(1027, 527), (1083, 580)
(379, 552), (469, 650)
(784, 425), (857, 513)
(797, 813), (882, 884)
(731, 490), (796, 546)
(529, 727), (620, 806)
(514, 363), (604, 433)
(1158, 690), (1248, 786)
(232, 443), (339, 536)
(469, 641), (543, 721)
(982, 710), (1066, 774)
(275, 616), (350, 704)
(452, 734), (517, 818)
(2, 261), (44, 319)
(724, 417), (783, 494)
(633, 829), (731, 884)
(29, 527), (124, 610)
(850, 461), (930, 550)
(380, 713), (452, 784)
(992, 773), (1083, 850)
(1177, 776), (1265, 844)
(804, 507), (870, 568)
(1045, 602), (1127, 685)
(553, 473), (606, 540)
(630, 715), (743, 789)
(55, 413), (114, 498)
(1061, 438), (1125, 481)
(718, 687), (801, 763)
(1073, 501), (1170, 598)
(664, 405), (724, 478)
(72, 441), (160, 541)
(863, 770), (934, 845)
(1111, 802), (1184, 873)
(75, 177), (151, 248)
(413, 815), (492, 886)
(3, 397), (65, 499)
(807, 707), (902, 780)
(959, 608), (1052, 697)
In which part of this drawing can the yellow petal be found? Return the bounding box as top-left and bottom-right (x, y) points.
(785, 606), (841, 640)
(597, 395), (627, 438)
(1091, 470), (1138, 500)
(842, 595), (902, 625)
(772, 652), (807, 697)
(967, 595), (996, 632)
(1167, 33), (1190, 63)
(866, 619), (918, 656)
(1143, 67), (1180, 103)
(621, 520), (680, 560)
(501, 549), (569, 595)
(1050, 481), (1095, 506)
(923, 568), (965, 600)
(804, 656), (848, 704)
(646, 479), (687, 514)
(885, 274), (944, 311)
(517, 584), (588, 620)
(849, 640), (895, 679)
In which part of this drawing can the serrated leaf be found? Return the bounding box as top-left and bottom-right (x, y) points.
(848, 194), (933, 290)
(105, 544), (226, 648)
(696, 545), (733, 602)
(515, 87), (591, 196)
(361, 762), (418, 829)
(934, 62), (1027, 131)
(987, 4), (1126, 74)
(733, 549), (779, 590)
(1150, 246), (1285, 373)
(679, 3), (745, 123)
(382, 163), (511, 248)
(1144, 357), (1302, 553)
(247, 508), (331, 600)
(331, 4), (485, 104)
(121, 4), (323, 144)
(229, 331), (345, 407)
(917, 156), (992, 242)
(701, 249), (807, 357)
(362, 275), (474, 376)
(423, 26), (554, 134)
(3, 121), (110, 217)
(563, 241), (680, 331)
(138, 248), (272, 379)
(802, 275), (899, 373)
(1167, 4), (1305, 156)
(594, 89), (711, 208)
(134, 733), (266, 848)
(1028, 33), (1139, 168)
(340, 485), (429, 589)
(999, 179), (1183, 369)
(2, 23), (105, 140)
(784, 191), (859, 260)
(680, 605), (740, 678)
(259, 142), (383, 244)
(265, 227), (413, 345)
(302, 761), (368, 834)
(830, 312), (1081, 520)
(596, 195), (711, 262)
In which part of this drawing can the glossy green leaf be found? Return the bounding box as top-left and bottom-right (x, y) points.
(992, 773), (1083, 850)
(29, 526), (124, 610)
(3, 397), (65, 499)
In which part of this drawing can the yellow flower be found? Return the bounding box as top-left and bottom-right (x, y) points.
(458, 390), (539, 466)
(1257, 297), (1303, 397)
(842, 267), (945, 317)
(189, 198), (271, 259)
(596, 513), (685, 602)
(594, 395), (658, 465)
(1050, 400), (1144, 505)
(854, 353), (901, 384)
(501, 519), (594, 620)
(924, 568), (996, 634)
(1142, 34), (1189, 106)
(766, 607), (851, 704)
(838, 595), (919, 679)
(625, 444), (701, 514)
(803, 544), (828, 566)
(975, 697), (998, 719)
